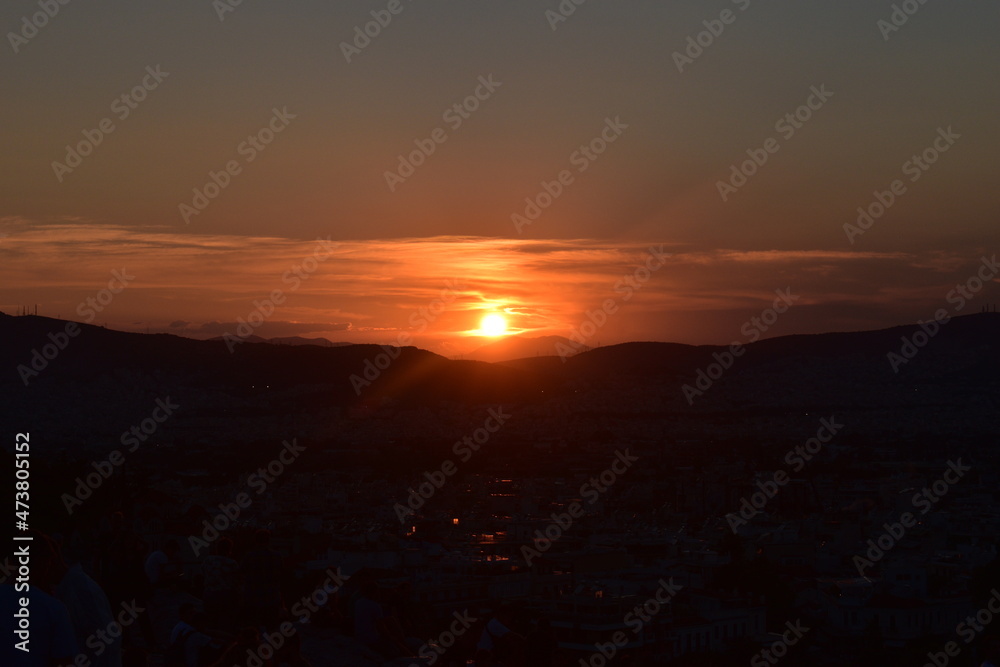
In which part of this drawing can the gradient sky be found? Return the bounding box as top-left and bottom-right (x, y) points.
(1, 0), (998, 353)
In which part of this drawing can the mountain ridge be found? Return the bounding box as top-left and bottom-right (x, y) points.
(2, 311), (998, 450)
(462, 334), (591, 363)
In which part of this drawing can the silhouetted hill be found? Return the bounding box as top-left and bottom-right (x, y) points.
(2, 311), (998, 449)
(206, 334), (352, 347)
(268, 336), (353, 347)
(464, 335), (590, 362)
(0, 313), (543, 402)
(557, 315), (1000, 412)
(208, 333), (267, 344)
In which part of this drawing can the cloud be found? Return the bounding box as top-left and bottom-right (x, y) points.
(0, 221), (994, 350)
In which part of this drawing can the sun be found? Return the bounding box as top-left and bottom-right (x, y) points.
(480, 313), (508, 337)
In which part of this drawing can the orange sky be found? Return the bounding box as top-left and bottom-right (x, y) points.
(2, 1), (998, 352)
(1, 220), (993, 355)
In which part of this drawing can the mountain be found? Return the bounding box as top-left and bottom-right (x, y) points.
(208, 334), (267, 344)
(2, 311), (999, 450)
(464, 335), (591, 363)
(266, 336), (353, 347)
(206, 335), (352, 347)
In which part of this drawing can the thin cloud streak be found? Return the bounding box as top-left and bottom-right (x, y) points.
(0, 223), (994, 352)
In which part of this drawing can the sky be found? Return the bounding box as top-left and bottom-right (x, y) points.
(1, 0), (998, 354)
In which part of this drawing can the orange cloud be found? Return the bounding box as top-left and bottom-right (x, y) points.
(1, 221), (993, 353)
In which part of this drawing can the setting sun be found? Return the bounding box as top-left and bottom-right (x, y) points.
(480, 313), (508, 337)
